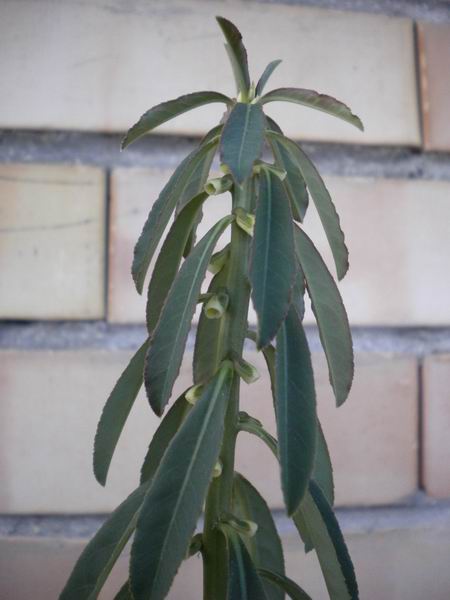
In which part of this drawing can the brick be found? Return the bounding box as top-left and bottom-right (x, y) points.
(0, 164), (105, 320)
(110, 170), (450, 326)
(2, 504), (450, 599)
(423, 354), (450, 498)
(237, 351), (418, 507)
(0, 348), (417, 513)
(0, 1), (419, 145)
(417, 23), (450, 151)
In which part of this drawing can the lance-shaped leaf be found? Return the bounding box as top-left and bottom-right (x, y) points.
(130, 364), (233, 600)
(266, 117), (309, 222)
(220, 102), (265, 183)
(144, 214), (232, 415)
(216, 17), (250, 95)
(276, 306), (317, 515)
(266, 132), (348, 280)
(140, 392), (191, 484)
(260, 87), (363, 131)
(255, 60), (282, 96)
(296, 481), (359, 600)
(60, 484), (147, 600)
(132, 138), (218, 294)
(294, 226), (354, 406)
(250, 169), (296, 348)
(233, 474), (285, 600)
(114, 581), (133, 600)
(122, 91), (231, 148)
(258, 569), (313, 600)
(314, 420), (335, 507)
(193, 264), (229, 384)
(292, 266), (306, 321)
(93, 339), (149, 486)
(223, 528), (269, 600)
(146, 192), (208, 333)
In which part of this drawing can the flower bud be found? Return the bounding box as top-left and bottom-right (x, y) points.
(221, 513), (258, 537)
(204, 292), (229, 319)
(233, 356), (260, 384)
(204, 174), (233, 196)
(234, 208), (255, 236)
(254, 160), (287, 181)
(185, 383), (204, 405)
(208, 245), (230, 275)
(212, 460), (223, 478)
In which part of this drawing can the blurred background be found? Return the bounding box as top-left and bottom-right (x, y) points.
(1, 0), (450, 598)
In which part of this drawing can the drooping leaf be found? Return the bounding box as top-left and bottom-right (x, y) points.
(314, 420), (335, 507)
(266, 132), (348, 280)
(121, 91), (231, 148)
(144, 214), (233, 416)
(255, 60), (282, 97)
(140, 391), (191, 484)
(220, 103), (265, 184)
(266, 117), (309, 222)
(291, 265), (306, 321)
(130, 364), (233, 600)
(260, 87), (363, 131)
(233, 474), (285, 600)
(146, 192), (208, 333)
(258, 569), (313, 600)
(275, 306), (317, 515)
(132, 138), (218, 294)
(113, 581), (133, 600)
(59, 484), (147, 600)
(250, 169), (296, 348)
(246, 330), (277, 406)
(294, 226), (354, 406)
(193, 264), (229, 384)
(224, 528), (269, 600)
(216, 17), (250, 95)
(93, 340), (149, 486)
(295, 481), (359, 600)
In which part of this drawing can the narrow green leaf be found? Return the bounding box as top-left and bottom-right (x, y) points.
(233, 474), (285, 600)
(246, 331), (277, 406)
(258, 569), (313, 600)
(144, 214), (233, 416)
(114, 581), (133, 599)
(121, 91), (231, 148)
(250, 170), (296, 348)
(130, 364), (234, 600)
(193, 263), (229, 384)
(276, 306), (317, 515)
(216, 17), (250, 95)
(296, 481), (359, 600)
(220, 103), (265, 184)
(93, 340), (149, 486)
(294, 226), (354, 406)
(292, 266), (306, 322)
(59, 484), (147, 600)
(145, 192), (208, 333)
(255, 60), (282, 97)
(314, 420), (335, 507)
(266, 132), (348, 280)
(132, 138), (218, 294)
(266, 117), (309, 222)
(225, 529), (269, 600)
(260, 87), (364, 131)
(140, 392), (191, 484)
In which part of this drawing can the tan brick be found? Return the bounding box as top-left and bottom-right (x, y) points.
(0, 164), (105, 319)
(0, 348), (417, 513)
(0, 1), (419, 145)
(423, 354), (450, 498)
(2, 505), (450, 599)
(110, 171), (450, 326)
(417, 23), (450, 151)
(237, 351), (418, 507)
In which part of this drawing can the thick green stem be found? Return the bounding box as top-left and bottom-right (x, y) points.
(202, 179), (253, 600)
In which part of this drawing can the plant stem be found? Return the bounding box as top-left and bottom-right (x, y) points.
(202, 179), (253, 600)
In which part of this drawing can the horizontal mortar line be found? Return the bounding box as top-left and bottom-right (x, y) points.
(1, 129), (450, 180)
(1, 495), (450, 539)
(0, 174), (97, 186)
(0, 218), (95, 234)
(1, 322), (450, 356)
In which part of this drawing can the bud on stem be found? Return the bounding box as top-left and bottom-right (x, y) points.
(204, 291), (229, 319)
(234, 207), (255, 236)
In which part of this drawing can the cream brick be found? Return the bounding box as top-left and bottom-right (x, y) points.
(423, 354), (450, 498)
(0, 164), (105, 319)
(110, 171), (450, 326)
(237, 351), (418, 507)
(0, 348), (417, 513)
(0, 0), (419, 145)
(417, 23), (450, 151)
(2, 505), (450, 599)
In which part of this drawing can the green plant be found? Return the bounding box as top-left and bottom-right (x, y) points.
(61, 16), (363, 600)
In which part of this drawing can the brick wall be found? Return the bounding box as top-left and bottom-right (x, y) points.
(1, 1), (450, 598)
